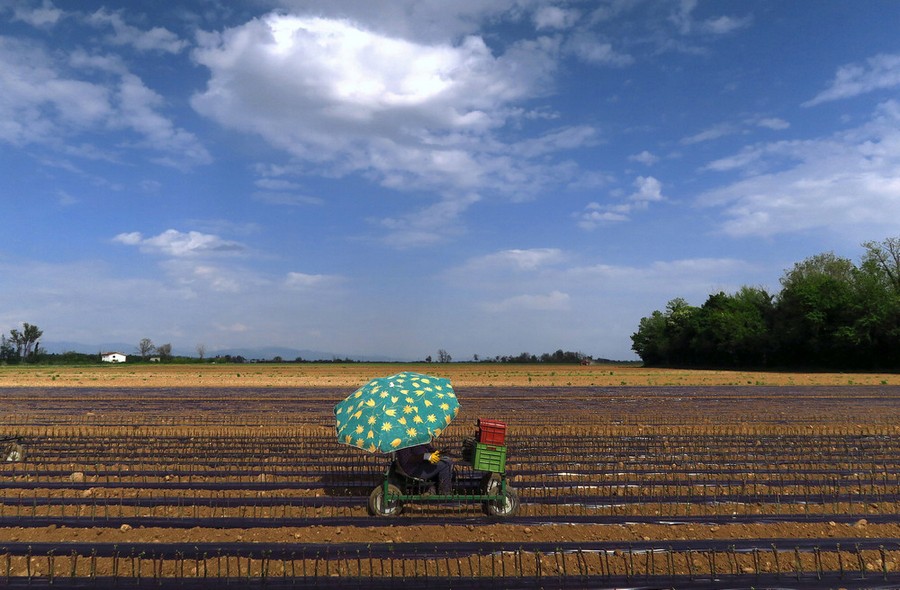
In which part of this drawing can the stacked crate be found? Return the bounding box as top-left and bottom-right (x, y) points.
(472, 418), (508, 473)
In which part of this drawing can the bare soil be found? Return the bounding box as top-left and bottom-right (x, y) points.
(2, 361), (900, 388)
(1, 364), (899, 583)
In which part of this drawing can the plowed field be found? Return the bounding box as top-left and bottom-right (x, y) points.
(1, 363), (898, 589)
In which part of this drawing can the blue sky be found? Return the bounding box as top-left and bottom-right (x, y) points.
(2, 1), (900, 361)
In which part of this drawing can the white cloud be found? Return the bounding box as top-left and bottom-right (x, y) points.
(700, 15), (752, 35)
(699, 100), (900, 238)
(378, 193), (481, 248)
(755, 117), (789, 130)
(629, 150), (659, 165)
(0, 36), (209, 167)
(670, 1), (751, 36)
(87, 9), (188, 53)
(113, 229), (248, 257)
(190, 13), (559, 196)
(681, 122), (738, 144)
(285, 272), (342, 289)
(12, 0), (62, 27)
(0, 38), (111, 145)
(533, 6), (580, 31)
(113, 74), (212, 168)
(565, 33), (633, 67)
(805, 53), (900, 106)
(512, 125), (599, 158)
(577, 205), (630, 229)
(577, 176), (664, 229)
(682, 116), (789, 145)
(629, 175), (664, 202)
(272, 0), (517, 43)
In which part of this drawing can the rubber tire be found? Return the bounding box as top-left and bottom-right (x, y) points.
(481, 473), (519, 517)
(367, 483), (404, 517)
(2, 442), (24, 462)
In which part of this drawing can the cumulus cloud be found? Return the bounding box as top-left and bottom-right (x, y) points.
(188, 12), (586, 247)
(805, 53), (900, 106)
(629, 176), (664, 203)
(699, 100), (900, 238)
(190, 13), (559, 196)
(113, 229), (248, 257)
(271, 0), (517, 43)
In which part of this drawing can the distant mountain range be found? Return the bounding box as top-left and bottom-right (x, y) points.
(40, 341), (405, 362)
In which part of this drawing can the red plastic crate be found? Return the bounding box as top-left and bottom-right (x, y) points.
(476, 418), (507, 445)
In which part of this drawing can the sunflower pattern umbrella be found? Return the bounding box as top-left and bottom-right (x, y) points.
(334, 372), (459, 453)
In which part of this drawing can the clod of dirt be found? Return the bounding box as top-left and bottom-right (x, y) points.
(70, 472), (84, 483)
(120, 524), (132, 532)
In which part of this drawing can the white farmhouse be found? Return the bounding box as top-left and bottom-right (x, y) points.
(101, 352), (127, 363)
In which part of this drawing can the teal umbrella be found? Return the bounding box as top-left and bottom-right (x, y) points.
(334, 371), (459, 453)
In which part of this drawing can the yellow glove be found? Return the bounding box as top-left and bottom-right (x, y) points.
(428, 450), (441, 464)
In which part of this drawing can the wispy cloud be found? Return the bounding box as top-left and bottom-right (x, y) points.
(804, 53), (900, 106)
(699, 100), (900, 238)
(577, 176), (665, 229)
(0, 35), (209, 167)
(113, 229), (248, 257)
(87, 8), (188, 54)
(12, 0), (63, 27)
(532, 6), (580, 31)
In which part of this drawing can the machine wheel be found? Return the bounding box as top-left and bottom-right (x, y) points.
(2, 442), (24, 462)
(367, 483), (404, 516)
(481, 473), (519, 517)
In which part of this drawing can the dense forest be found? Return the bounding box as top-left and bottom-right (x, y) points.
(631, 237), (900, 370)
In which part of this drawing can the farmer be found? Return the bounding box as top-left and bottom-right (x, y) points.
(396, 440), (453, 494)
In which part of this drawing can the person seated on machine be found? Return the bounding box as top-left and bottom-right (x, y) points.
(396, 440), (453, 495)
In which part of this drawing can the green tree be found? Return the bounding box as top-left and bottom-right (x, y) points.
(631, 298), (701, 366)
(861, 236), (900, 294)
(631, 310), (668, 365)
(8, 322), (43, 362)
(851, 237), (900, 367)
(774, 252), (858, 366)
(0, 335), (16, 364)
(693, 287), (774, 367)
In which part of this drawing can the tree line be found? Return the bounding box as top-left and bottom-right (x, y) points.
(631, 237), (900, 370)
(0, 323), (43, 364)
